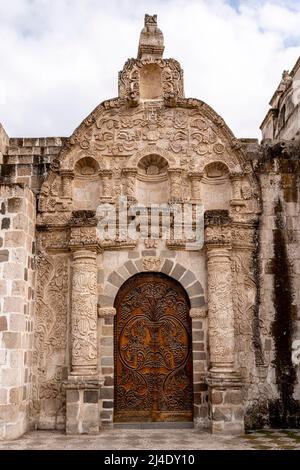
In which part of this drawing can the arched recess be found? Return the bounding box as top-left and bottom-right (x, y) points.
(201, 161), (231, 211)
(100, 258), (205, 310)
(139, 63), (163, 99)
(113, 271), (193, 423)
(73, 156), (101, 210)
(136, 154), (169, 204)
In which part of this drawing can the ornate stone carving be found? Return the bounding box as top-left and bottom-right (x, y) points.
(61, 170), (74, 201)
(168, 168), (182, 201)
(206, 247), (235, 372)
(122, 168), (137, 201)
(232, 251), (258, 378)
(142, 256), (163, 271)
(99, 169), (113, 200)
(69, 226), (99, 249)
(97, 307), (117, 318)
(71, 250), (98, 376)
(190, 307), (208, 319)
(32, 250), (69, 423)
(189, 172), (203, 201)
(144, 238), (158, 249)
(138, 14), (164, 60)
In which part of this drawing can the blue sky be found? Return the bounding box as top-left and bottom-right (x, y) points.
(0, 0), (300, 138)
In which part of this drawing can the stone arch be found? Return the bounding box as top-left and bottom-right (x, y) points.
(74, 156), (100, 176)
(203, 161), (230, 179)
(98, 257), (205, 311)
(127, 145), (177, 169)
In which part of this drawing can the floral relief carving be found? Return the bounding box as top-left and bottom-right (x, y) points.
(38, 94), (260, 221)
(71, 252), (98, 374)
(32, 250), (69, 422)
(231, 251), (261, 377)
(207, 258), (235, 366)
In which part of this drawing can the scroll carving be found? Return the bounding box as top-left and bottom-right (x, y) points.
(32, 250), (69, 424)
(71, 250), (98, 375)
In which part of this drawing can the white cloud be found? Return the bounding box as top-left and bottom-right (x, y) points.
(0, 0), (299, 138)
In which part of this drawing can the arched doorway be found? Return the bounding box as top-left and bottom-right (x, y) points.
(114, 272), (193, 423)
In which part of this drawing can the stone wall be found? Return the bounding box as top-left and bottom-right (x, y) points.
(0, 125), (9, 162)
(245, 143), (300, 428)
(0, 138), (64, 191)
(0, 184), (36, 439)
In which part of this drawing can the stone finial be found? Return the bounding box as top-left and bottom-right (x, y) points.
(138, 14), (164, 60)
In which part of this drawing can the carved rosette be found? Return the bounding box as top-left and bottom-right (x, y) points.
(71, 250), (98, 376)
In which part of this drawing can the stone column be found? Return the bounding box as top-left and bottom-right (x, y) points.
(230, 173), (242, 201)
(100, 169), (113, 201)
(71, 250), (98, 376)
(61, 170), (74, 210)
(122, 168), (137, 202)
(65, 222), (103, 435)
(168, 168), (182, 202)
(207, 245), (235, 372)
(205, 210), (244, 434)
(189, 172), (203, 202)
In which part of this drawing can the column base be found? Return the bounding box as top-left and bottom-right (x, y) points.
(64, 376), (104, 435)
(207, 371), (245, 435)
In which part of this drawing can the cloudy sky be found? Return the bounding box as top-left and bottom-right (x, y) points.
(0, 0), (300, 139)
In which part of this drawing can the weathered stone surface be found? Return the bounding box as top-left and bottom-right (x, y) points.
(0, 250), (9, 263)
(83, 391), (99, 403)
(1, 13), (300, 442)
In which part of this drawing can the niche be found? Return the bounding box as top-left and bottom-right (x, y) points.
(136, 154), (168, 204)
(201, 161), (231, 210)
(73, 157), (101, 210)
(140, 64), (162, 100)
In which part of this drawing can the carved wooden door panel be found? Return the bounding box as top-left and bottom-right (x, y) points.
(114, 272), (193, 423)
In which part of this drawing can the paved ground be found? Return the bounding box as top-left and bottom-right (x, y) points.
(0, 429), (300, 450)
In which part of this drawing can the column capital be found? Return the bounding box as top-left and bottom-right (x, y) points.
(229, 171), (244, 181)
(188, 171), (203, 180)
(205, 210), (232, 248)
(60, 169), (75, 179)
(72, 249), (98, 261)
(168, 167), (182, 176)
(69, 225), (102, 253)
(122, 167), (138, 176)
(100, 169), (113, 177)
(98, 307), (116, 318)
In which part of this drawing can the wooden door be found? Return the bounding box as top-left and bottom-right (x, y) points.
(114, 272), (193, 423)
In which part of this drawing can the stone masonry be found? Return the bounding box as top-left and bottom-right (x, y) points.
(0, 15), (300, 440)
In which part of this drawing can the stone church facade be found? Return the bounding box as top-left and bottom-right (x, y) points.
(0, 15), (300, 440)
